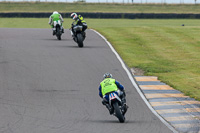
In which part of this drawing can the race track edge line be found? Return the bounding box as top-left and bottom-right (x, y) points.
(91, 29), (178, 133)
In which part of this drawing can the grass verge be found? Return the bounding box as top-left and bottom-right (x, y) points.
(0, 2), (200, 13)
(0, 18), (200, 100)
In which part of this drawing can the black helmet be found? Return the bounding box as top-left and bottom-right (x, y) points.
(103, 73), (113, 79)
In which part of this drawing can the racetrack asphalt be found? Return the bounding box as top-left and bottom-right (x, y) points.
(0, 28), (173, 133)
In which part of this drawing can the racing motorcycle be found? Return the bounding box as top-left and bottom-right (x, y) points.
(107, 91), (127, 123)
(70, 23), (86, 47)
(53, 20), (63, 40)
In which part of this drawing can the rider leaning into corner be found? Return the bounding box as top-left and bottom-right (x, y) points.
(98, 73), (128, 115)
(48, 11), (64, 35)
(70, 12), (87, 38)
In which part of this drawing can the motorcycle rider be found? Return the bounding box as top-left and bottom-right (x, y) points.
(98, 73), (128, 115)
(70, 12), (87, 38)
(48, 11), (64, 35)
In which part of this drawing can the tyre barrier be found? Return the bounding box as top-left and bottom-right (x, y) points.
(0, 12), (200, 19)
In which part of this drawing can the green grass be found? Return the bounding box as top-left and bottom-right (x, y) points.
(1, 2), (200, 13)
(91, 19), (200, 100)
(0, 18), (200, 100)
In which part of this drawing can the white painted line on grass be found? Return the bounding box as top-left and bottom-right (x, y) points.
(91, 29), (178, 133)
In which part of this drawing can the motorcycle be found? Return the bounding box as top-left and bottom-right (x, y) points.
(53, 20), (63, 40)
(108, 91), (126, 123)
(70, 23), (86, 48)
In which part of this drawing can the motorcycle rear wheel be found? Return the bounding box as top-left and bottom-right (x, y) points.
(56, 27), (61, 40)
(113, 102), (125, 123)
(57, 35), (61, 40)
(77, 33), (84, 47)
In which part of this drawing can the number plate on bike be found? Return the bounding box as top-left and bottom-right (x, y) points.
(109, 93), (116, 100)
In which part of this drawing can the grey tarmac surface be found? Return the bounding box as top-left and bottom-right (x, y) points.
(0, 28), (173, 133)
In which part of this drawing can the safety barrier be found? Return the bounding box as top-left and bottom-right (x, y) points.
(0, 12), (200, 19)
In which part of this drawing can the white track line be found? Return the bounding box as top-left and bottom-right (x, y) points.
(91, 29), (178, 133)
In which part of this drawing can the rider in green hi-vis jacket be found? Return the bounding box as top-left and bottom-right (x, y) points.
(99, 73), (128, 115)
(100, 78), (118, 97)
(48, 11), (64, 35)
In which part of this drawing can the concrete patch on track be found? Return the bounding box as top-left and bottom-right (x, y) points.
(134, 75), (200, 133)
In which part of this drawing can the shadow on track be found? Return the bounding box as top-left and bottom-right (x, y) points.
(87, 119), (141, 124)
(45, 45), (108, 49)
(40, 39), (70, 41)
(87, 119), (121, 124)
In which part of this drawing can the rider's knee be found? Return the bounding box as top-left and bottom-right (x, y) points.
(117, 90), (123, 96)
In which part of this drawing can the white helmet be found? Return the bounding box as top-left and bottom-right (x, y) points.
(103, 73), (113, 79)
(53, 11), (58, 14)
(70, 12), (78, 20)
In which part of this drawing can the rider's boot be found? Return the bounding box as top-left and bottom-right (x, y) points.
(52, 28), (56, 36)
(83, 32), (86, 38)
(121, 92), (128, 115)
(106, 104), (114, 115)
(102, 100), (114, 115)
(62, 27), (64, 33)
(53, 31), (56, 35)
(71, 30), (75, 38)
(122, 103), (128, 115)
